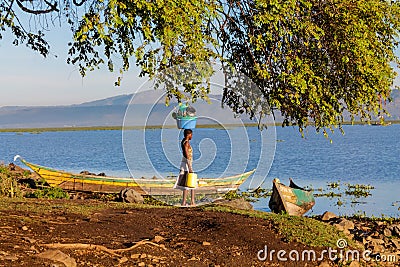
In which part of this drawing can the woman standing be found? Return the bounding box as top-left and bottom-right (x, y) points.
(174, 129), (196, 206)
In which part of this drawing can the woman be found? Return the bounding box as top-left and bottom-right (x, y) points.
(174, 128), (196, 206)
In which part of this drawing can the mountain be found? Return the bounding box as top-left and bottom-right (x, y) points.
(0, 90), (399, 129)
(0, 92), (247, 128)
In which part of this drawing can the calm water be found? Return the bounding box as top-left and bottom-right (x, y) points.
(1, 124), (399, 217)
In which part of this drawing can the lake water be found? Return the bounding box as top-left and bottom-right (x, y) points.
(1, 124), (399, 217)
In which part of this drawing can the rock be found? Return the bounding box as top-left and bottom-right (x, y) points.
(391, 239), (400, 250)
(21, 226), (28, 231)
(367, 238), (386, 254)
(120, 188), (144, 204)
(334, 218), (355, 232)
(3, 255), (18, 261)
(384, 227), (392, 237)
(140, 254), (147, 259)
(212, 198), (253, 210)
(317, 261), (330, 267)
(37, 249), (77, 267)
(131, 254), (140, 259)
(392, 225), (400, 237)
(372, 231), (380, 237)
(370, 238), (385, 246)
(376, 221), (385, 226)
(371, 244), (385, 254)
(153, 235), (165, 243)
(360, 226), (371, 232)
(138, 262), (145, 267)
(349, 261), (360, 267)
(321, 211), (338, 221)
(202, 241), (211, 246)
(22, 236), (36, 243)
(119, 257), (128, 264)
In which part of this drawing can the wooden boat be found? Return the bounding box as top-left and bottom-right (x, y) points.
(15, 156), (255, 196)
(268, 178), (315, 216)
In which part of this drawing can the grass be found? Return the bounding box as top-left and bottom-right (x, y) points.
(0, 165), (21, 198)
(201, 205), (354, 248)
(0, 196), (172, 216)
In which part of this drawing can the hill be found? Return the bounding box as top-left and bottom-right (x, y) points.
(0, 90), (398, 129)
(0, 91), (248, 128)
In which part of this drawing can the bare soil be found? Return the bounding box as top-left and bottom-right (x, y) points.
(0, 199), (328, 267)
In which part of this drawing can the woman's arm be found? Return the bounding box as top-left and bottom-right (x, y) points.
(183, 141), (193, 173)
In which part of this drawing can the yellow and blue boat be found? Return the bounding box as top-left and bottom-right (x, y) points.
(15, 155), (255, 196)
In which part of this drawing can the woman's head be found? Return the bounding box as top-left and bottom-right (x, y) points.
(184, 129), (193, 140)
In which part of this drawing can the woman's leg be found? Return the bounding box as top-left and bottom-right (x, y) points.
(182, 189), (188, 206)
(190, 189), (195, 206)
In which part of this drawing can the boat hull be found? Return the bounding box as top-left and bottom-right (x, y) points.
(268, 179), (315, 216)
(18, 157), (255, 196)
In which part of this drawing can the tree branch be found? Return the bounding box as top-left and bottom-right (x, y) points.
(16, 0), (59, 14)
(73, 0), (85, 7)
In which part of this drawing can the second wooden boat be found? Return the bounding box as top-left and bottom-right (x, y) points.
(268, 178), (315, 216)
(15, 155), (255, 196)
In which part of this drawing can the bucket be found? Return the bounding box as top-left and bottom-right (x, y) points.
(176, 117), (197, 129)
(186, 173), (197, 188)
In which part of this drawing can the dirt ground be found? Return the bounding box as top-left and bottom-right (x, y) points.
(0, 198), (330, 267)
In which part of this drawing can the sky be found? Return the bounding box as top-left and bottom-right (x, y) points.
(0, 20), (399, 107)
(0, 22), (146, 107)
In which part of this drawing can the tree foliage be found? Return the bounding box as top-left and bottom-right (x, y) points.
(1, 0), (399, 133)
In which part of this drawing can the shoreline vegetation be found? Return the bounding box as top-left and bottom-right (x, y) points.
(0, 120), (399, 133)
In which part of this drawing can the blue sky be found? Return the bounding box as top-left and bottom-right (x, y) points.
(0, 23), (399, 107)
(0, 24), (146, 107)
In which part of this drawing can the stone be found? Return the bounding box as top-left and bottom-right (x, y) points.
(21, 226), (28, 231)
(153, 235), (165, 243)
(371, 244), (385, 254)
(37, 249), (77, 267)
(22, 236), (36, 243)
(119, 257), (128, 264)
(212, 198), (253, 210)
(349, 261), (360, 267)
(3, 255), (18, 261)
(138, 262), (145, 267)
(140, 253), (147, 259)
(334, 218), (355, 232)
(120, 188), (144, 204)
(321, 211), (338, 221)
(392, 225), (400, 237)
(202, 241), (211, 246)
(384, 227), (392, 237)
(391, 239), (400, 250)
(370, 238), (385, 246)
(360, 226), (371, 232)
(131, 254), (140, 259)
(317, 261), (331, 267)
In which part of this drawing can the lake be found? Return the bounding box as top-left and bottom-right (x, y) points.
(1, 124), (399, 217)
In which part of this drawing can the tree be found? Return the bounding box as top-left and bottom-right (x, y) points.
(1, 0), (399, 134)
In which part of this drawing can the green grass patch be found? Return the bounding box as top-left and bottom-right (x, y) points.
(0, 197), (173, 217)
(25, 187), (70, 199)
(202, 205), (353, 248)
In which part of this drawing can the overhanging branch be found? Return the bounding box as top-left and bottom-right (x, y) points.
(16, 0), (59, 14)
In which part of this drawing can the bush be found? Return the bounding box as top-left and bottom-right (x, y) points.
(25, 187), (69, 199)
(0, 165), (21, 198)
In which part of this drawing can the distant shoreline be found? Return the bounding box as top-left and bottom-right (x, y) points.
(0, 120), (399, 132)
